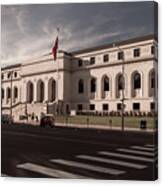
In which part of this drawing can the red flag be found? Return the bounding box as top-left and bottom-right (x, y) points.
(52, 36), (58, 60)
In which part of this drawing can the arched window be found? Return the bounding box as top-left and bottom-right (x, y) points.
(37, 80), (44, 103)
(27, 81), (34, 103)
(14, 87), (18, 99)
(48, 79), (56, 102)
(91, 78), (96, 93)
(14, 72), (17, 78)
(51, 80), (56, 101)
(7, 87), (11, 99)
(134, 72), (141, 89)
(2, 88), (4, 99)
(78, 79), (84, 93)
(118, 74), (125, 90)
(151, 71), (155, 88)
(103, 76), (109, 91)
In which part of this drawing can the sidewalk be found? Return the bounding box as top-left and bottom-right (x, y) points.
(16, 120), (156, 132)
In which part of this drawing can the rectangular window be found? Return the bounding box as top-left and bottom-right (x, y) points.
(103, 54), (109, 62)
(151, 45), (155, 55)
(78, 104), (83, 111)
(150, 102), (155, 111)
(118, 51), (124, 60)
(133, 103), (140, 111)
(90, 104), (95, 110)
(78, 59), (83, 67)
(90, 57), (95, 65)
(117, 103), (122, 110)
(103, 104), (108, 111)
(134, 48), (140, 57)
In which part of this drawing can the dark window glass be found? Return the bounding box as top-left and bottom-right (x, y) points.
(1, 74), (4, 80)
(134, 48), (140, 57)
(78, 59), (83, 67)
(118, 51), (124, 60)
(91, 78), (96, 93)
(78, 104), (83, 111)
(2, 89), (4, 99)
(103, 104), (108, 111)
(90, 57), (95, 65)
(118, 74), (125, 90)
(28, 83), (34, 103)
(7, 73), (11, 79)
(117, 103), (122, 110)
(14, 87), (18, 98)
(134, 72), (141, 89)
(14, 72), (17, 78)
(150, 102), (155, 111)
(40, 82), (44, 103)
(7, 88), (11, 99)
(151, 71), (155, 88)
(151, 46), (155, 55)
(51, 80), (56, 101)
(133, 103), (140, 111)
(78, 79), (84, 93)
(90, 104), (95, 110)
(103, 54), (109, 62)
(104, 77), (109, 91)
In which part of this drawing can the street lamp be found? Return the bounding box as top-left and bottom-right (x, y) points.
(9, 71), (14, 118)
(113, 43), (125, 131)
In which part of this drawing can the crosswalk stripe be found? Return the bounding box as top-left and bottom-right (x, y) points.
(76, 155), (147, 169)
(117, 148), (156, 156)
(130, 146), (157, 151)
(145, 144), (156, 148)
(50, 159), (125, 175)
(17, 163), (88, 178)
(98, 151), (156, 163)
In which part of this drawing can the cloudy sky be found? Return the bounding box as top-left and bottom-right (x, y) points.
(1, 2), (155, 66)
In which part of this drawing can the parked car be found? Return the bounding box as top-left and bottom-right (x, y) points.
(1, 114), (13, 125)
(40, 114), (55, 128)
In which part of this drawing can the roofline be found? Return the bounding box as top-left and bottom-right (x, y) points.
(1, 63), (21, 71)
(71, 34), (158, 55)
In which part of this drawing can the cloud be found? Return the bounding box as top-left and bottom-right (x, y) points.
(1, 2), (155, 66)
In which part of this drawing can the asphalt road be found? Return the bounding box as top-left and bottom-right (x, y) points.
(1, 123), (158, 180)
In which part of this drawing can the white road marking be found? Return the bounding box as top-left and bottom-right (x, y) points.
(145, 144), (156, 148)
(17, 163), (88, 178)
(117, 148), (156, 156)
(98, 151), (156, 163)
(76, 155), (147, 169)
(130, 146), (157, 151)
(50, 159), (125, 175)
(1, 173), (11, 177)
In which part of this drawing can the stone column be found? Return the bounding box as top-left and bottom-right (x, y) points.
(44, 80), (49, 102)
(33, 81), (37, 103)
(112, 75), (116, 99)
(97, 78), (101, 100)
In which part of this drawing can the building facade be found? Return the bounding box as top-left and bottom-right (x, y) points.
(1, 35), (158, 121)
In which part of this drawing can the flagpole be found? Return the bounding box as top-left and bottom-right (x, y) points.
(56, 28), (59, 115)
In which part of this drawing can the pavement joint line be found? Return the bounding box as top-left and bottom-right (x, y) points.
(50, 159), (125, 175)
(117, 148), (157, 156)
(16, 162), (89, 179)
(76, 155), (147, 169)
(3, 131), (119, 147)
(98, 151), (157, 163)
(130, 146), (157, 151)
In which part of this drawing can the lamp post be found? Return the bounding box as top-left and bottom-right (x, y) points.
(9, 71), (14, 118)
(113, 43), (125, 131)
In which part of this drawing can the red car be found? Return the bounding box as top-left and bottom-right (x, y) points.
(40, 115), (55, 128)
